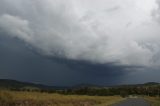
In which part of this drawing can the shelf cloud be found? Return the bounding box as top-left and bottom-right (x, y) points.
(0, 0), (160, 68)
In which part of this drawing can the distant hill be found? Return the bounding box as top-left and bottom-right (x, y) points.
(72, 83), (103, 89)
(0, 79), (68, 90)
(1, 79), (160, 96)
(0, 79), (160, 91)
(144, 82), (160, 86)
(109, 82), (160, 88)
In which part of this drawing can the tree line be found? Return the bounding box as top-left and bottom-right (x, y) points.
(4, 85), (160, 97)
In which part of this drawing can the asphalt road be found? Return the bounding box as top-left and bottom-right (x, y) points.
(112, 98), (150, 106)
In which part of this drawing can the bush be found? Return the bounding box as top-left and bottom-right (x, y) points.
(120, 91), (128, 98)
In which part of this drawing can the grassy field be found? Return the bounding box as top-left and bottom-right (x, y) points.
(0, 90), (124, 106)
(145, 96), (160, 106)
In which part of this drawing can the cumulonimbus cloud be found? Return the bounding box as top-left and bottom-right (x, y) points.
(0, 0), (160, 67)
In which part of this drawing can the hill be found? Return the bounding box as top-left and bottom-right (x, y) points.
(0, 79), (67, 91)
(0, 79), (160, 96)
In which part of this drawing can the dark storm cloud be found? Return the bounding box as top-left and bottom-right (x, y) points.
(0, 0), (160, 86)
(0, 0), (160, 67)
(0, 34), (129, 86)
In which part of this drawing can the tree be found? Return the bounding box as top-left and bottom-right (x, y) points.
(120, 91), (128, 98)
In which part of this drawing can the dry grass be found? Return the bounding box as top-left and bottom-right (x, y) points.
(0, 90), (123, 106)
(145, 96), (160, 106)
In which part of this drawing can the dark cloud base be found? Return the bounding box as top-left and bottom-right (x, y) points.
(0, 34), (160, 86)
(0, 34), (129, 86)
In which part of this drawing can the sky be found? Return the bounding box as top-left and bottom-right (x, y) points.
(0, 0), (160, 86)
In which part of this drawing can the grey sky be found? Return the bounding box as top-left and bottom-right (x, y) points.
(0, 0), (160, 86)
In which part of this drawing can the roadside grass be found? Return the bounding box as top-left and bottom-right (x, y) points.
(145, 96), (160, 106)
(0, 90), (123, 106)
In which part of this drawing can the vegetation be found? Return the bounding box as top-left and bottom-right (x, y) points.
(145, 96), (160, 106)
(57, 84), (160, 97)
(0, 90), (123, 106)
(1, 79), (160, 105)
(1, 79), (160, 97)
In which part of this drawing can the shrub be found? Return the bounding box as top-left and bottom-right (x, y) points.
(120, 91), (128, 98)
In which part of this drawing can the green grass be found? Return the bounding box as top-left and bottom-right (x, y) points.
(0, 90), (124, 106)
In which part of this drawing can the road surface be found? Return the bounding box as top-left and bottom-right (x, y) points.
(112, 98), (150, 106)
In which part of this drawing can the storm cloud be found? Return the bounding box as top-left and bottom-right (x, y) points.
(0, 0), (160, 67)
(1, 0), (160, 85)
